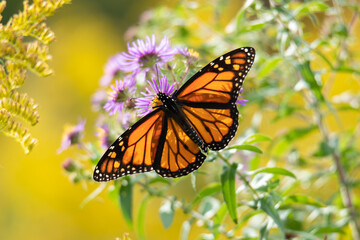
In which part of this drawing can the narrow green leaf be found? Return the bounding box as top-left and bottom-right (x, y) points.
(294, 1), (329, 18)
(259, 221), (269, 240)
(191, 173), (197, 193)
(243, 134), (272, 144)
(180, 220), (192, 240)
(250, 167), (296, 179)
(312, 226), (345, 235)
(313, 136), (338, 157)
(221, 163), (238, 224)
(283, 194), (325, 207)
(284, 125), (317, 142)
(193, 183), (222, 205)
(159, 200), (175, 229)
(119, 177), (133, 229)
(148, 176), (171, 185)
(213, 203), (228, 227)
(260, 196), (285, 237)
(258, 56), (282, 78)
(225, 144), (263, 153)
(297, 61), (324, 102)
(212, 204), (228, 238)
(137, 196), (150, 240)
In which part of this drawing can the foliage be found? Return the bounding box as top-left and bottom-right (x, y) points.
(0, 0), (70, 153)
(60, 0), (360, 239)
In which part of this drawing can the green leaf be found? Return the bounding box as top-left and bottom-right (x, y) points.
(243, 134), (272, 144)
(294, 1), (329, 18)
(225, 144), (263, 153)
(137, 196), (150, 240)
(259, 196), (285, 237)
(297, 61), (324, 102)
(180, 220), (191, 240)
(284, 125), (317, 142)
(213, 203), (228, 227)
(259, 221), (269, 240)
(119, 177), (133, 229)
(258, 56), (282, 78)
(312, 226), (345, 235)
(212, 204), (228, 238)
(250, 167), (297, 179)
(148, 176), (171, 185)
(193, 183), (222, 205)
(283, 194), (325, 207)
(191, 172), (197, 193)
(159, 200), (175, 229)
(313, 136), (338, 157)
(221, 163), (238, 224)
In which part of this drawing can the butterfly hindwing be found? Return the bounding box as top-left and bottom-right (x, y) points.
(176, 47), (255, 150)
(93, 109), (165, 182)
(181, 102), (238, 150)
(153, 115), (207, 178)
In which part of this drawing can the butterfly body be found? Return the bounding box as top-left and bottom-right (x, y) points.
(156, 92), (207, 151)
(94, 47), (255, 182)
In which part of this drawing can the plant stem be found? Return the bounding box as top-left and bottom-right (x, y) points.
(314, 103), (360, 239)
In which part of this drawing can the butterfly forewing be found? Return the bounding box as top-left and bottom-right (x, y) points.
(176, 47), (255, 103)
(175, 47), (255, 150)
(93, 109), (164, 182)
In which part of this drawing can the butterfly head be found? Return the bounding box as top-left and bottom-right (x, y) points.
(150, 93), (164, 109)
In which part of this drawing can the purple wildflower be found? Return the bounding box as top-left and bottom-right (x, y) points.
(115, 35), (176, 75)
(135, 75), (176, 117)
(119, 112), (132, 129)
(236, 88), (248, 106)
(57, 119), (86, 154)
(100, 55), (126, 86)
(61, 158), (77, 172)
(177, 47), (199, 59)
(96, 124), (112, 149)
(104, 77), (136, 115)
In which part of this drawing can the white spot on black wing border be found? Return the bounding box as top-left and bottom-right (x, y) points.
(93, 109), (163, 182)
(155, 150), (207, 178)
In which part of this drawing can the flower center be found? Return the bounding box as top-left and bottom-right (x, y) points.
(115, 90), (127, 102)
(139, 53), (160, 68)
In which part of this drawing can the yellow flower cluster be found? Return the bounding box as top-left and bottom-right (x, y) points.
(0, 0), (71, 153)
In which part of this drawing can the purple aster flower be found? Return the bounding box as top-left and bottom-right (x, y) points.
(118, 112), (132, 129)
(57, 119), (86, 154)
(177, 46), (199, 59)
(104, 77), (136, 115)
(135, 75), (176, 117)
(116, 35), (176, 75)
(100, 54), (126, 86)
(236, 88), (248, 106)
(96, 124), (111, 149)
(61, 158), (77, 172)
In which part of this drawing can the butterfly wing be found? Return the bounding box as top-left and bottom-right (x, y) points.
(93, 109), (165, 182)
(175, 47), (255, 150)
(153, 114), (206, 178)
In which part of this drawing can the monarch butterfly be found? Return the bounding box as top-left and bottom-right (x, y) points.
(93, 47), (255, 182)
